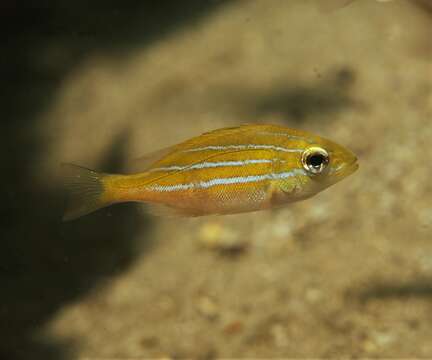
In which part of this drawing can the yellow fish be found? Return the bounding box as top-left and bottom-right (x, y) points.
(63, 124), (358, 220)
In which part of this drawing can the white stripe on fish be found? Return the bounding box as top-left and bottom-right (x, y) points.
(147, 168), (307, 192)
(149, 159), (283, 172)
(183, 144), (304, 153)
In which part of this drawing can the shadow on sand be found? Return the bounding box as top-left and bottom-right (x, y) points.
(0, 130), (151, 360)
(351, 278), (432, 302)
(212, 66), (363, 125)
(1, 1), (233, 359)
(253, 67), (360, 122)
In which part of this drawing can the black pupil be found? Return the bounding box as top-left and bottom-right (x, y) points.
(308, 154), (325, 168)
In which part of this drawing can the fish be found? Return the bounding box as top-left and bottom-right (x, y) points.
(62, 124), (358, 221)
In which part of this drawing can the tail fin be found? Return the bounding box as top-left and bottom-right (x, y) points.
(62, 163), (111, 221)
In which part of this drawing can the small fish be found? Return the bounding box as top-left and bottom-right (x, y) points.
(62, 124), (358, 220)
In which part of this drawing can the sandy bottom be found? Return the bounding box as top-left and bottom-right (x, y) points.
(9, 0), (432, 358)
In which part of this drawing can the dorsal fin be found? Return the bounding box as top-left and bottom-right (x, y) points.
(197, 123), (259, 138)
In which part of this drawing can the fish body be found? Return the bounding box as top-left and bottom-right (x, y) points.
(63, 124), (358, 220)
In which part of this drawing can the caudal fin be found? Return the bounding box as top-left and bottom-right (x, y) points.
(62, 163), (111, 221)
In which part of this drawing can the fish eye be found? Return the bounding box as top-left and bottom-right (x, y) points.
(302, 147), (329, 175)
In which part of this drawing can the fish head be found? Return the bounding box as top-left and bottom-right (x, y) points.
(276, 134), (358, 200)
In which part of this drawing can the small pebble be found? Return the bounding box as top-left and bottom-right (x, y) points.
(196, 296), (219, 319)
(223, 320), (244, 335)
(271, 324), (288, 348)
(198, 222), (248, 253)
(305, 288), (323, 303)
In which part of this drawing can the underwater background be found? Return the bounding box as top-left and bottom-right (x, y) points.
(2, 0), (432, 358)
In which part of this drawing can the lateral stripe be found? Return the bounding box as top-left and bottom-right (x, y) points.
(149, 159), (280, 172)
(183, 144), (303, 153)
(147, 169), (306, 192)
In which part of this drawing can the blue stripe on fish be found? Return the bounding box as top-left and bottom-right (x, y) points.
(147, 168), (307, 192)
(183, 144), (304, 153)
(149, 159), (283, 172)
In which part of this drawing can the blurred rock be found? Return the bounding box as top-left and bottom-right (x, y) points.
(223, 320), (244, 335)
(305, 287), (323, 304)
(196, 296), (219, 320)
(197, 222), (249, 254)
(270, 324), (288, 349)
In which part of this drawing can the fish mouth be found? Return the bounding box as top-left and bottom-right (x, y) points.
(330, 155), (358, 180)
(337, 158), (359, 178)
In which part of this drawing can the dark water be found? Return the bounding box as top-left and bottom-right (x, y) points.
(2, 2), (232, 359)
